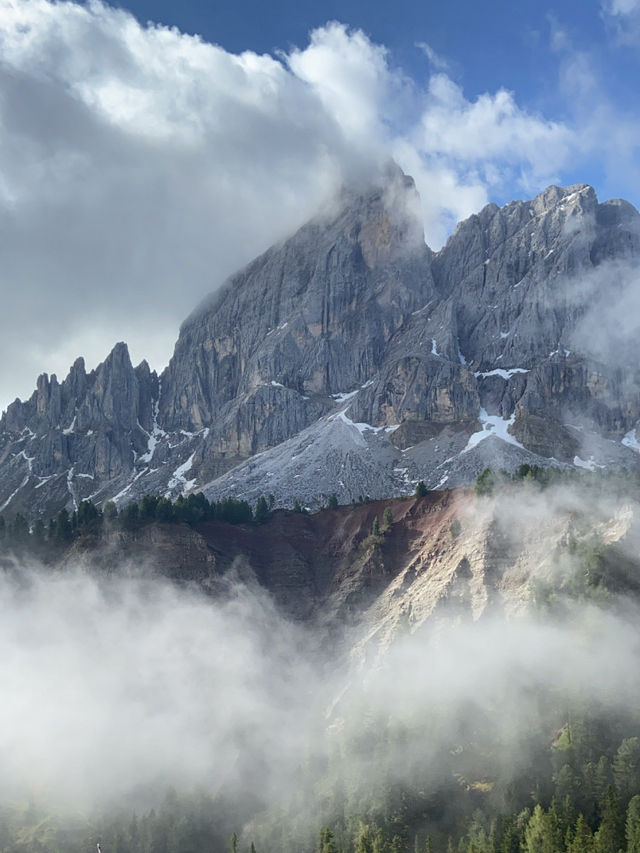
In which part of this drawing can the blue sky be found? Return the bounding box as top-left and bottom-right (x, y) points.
(118, 0), (640, 202)
(119, 0), (609, 93)
(0, 0), (639, 410)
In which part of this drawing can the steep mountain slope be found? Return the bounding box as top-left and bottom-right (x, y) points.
(2, 167), (640, 520)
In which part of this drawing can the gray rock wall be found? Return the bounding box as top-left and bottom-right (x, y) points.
(2, 167), (640, 520)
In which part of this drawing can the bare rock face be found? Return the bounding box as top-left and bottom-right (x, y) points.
(0, 343), (158, 519)
(422, 184), (640, 436)
(351, 352), (480, 427)
(344, 183), (640, 470)
(2, 167), (640, 521)
(159, 168), (434, 441)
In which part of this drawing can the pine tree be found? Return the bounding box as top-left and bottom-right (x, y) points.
(11, 512), (29, 544)
(255, 495), (270, 524)
(120, 501), (140, 531)
(613, 738), (640, 804)
(474, 469), (495, 497)
(155, 497), (174, 523)
(76, 499), (100, 529)
(356, 826), (374, 853)
(129, 812), (139, 851)
(373, 827), (388, 853)
(495, 815), (520, 853)
(523, 805), (555, 853)
(627, 795), (640, 853)
(139, 494), (159, 522)
(568, 814), (593, 853)
(103, 500), (118, 521)
(32, 518), (45, 546)
(390, 835), (406, 853)
(555, 765), (580, 806)
(318, 828), (338, 853)
(595, 786), (624, 853)
(54, 507), (73, 542)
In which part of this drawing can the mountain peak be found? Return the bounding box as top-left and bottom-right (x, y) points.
(160, 166), (433, 433)
(2, 174), (640, 520)
(102, 341), (132, 367)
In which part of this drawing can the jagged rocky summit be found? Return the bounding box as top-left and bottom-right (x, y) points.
(2, 166), (640, 521)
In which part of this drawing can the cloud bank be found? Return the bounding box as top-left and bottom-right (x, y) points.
(0, 1), (580, 412)
(0, 564), (317, 810)
(4, 526), (640, 822)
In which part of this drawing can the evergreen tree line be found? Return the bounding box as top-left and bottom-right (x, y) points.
(2, 463), (639, 557)
(275, 714), (640, 853)
(0, 491), (274, 554)
(0, 473), (435, 556)
(4, 718), (640, 852)
(474, 464), (640, 497)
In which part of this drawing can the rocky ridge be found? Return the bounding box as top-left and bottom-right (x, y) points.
(2, 167), (640, 521)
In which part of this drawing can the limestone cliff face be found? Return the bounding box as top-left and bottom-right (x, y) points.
(0, 343), (157, 518)
(2, 168), (640, 520)
(437, 185), (640, 448)
(159, 169), (433, 442)
(156, 177), (640, 490)
(352, 184), (640, 446)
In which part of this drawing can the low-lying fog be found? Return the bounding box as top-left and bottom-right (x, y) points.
(3, 485), (640, 820)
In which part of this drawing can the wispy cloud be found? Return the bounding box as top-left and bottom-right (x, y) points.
(416, 41), (451, 72)
(601, 0), (640, 42)
(604, 0), (640, 16)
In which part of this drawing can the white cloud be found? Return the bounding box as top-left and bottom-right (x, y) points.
(389, 71), (574, 245)
(0, 2), (580, 412)
(421, 75), (571, 174)
(288, 24), (575, 243)
(602, 0), (640, 42)
(0, 566), (316, 808)
(416, 41), (451, 72)
(0, 2), (352, 408)
(606, 0), (640, 15)
(391, 139), (490, 248)
(288, 22), (399, 154)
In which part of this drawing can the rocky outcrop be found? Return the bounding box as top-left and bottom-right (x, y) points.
(0, 343), (158, 519)
(159, 167), (433, 441)
(2, 167), (640, 521)
(434, 185), (640, 441)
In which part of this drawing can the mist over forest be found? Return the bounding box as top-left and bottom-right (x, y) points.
(3, 471), (640, 852)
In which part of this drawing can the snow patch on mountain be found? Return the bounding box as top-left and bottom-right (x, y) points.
(475, 368), (529, 380)
(622, 429), (640, 453)
(166, 453), (197, 496)
(463, 410), (524, 453)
